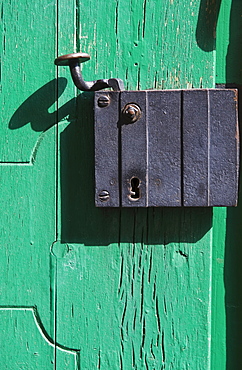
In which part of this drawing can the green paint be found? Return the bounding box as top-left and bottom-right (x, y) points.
(56, 0), (215, 368)
(213, 1), (242, 369)
(0, 0), (56, 162)
(0, 0), (238, 368)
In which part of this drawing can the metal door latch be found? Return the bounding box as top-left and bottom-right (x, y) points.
(55, 52), (124, 91)
(55, 53), (239, 207)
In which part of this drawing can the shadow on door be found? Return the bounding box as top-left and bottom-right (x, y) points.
(197, 1), (242, 368)
(224, 1), (242, 369)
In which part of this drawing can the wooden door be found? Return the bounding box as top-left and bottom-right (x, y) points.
(0, 0), (241, 368)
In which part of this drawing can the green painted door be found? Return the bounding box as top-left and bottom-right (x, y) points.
(0, 0), (241, 368)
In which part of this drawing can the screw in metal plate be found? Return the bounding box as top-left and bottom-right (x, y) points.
(122, 103), (142, 123)
(98, 95), (110, 108)
(155, 179), (161, 186)
(98, 190), (110, 202)
(110, 179), (117, 186)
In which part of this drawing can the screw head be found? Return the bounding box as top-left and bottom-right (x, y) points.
(98, 190), (110, 202)
(110, 179), (117, 186)
(154, 179), (161, 186)
(98, 95), (110, 108)
(122, 103), (142, 123)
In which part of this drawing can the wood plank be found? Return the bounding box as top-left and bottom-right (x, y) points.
(55, 0), (215, 368)
(0, 0), (56, 369)
(0, 0), (58, 367)
(0, 0), (57, 162)
(212, 0), (242, 368)
(0, 309), (77, 368)
(0, 128), (57, 367)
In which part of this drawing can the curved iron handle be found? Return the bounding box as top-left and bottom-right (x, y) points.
(54, 52), (124, 92)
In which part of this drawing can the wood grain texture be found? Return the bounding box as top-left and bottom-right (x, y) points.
(0, 0), (56, 162)
(55, 0), (216, 368)
(0, 0), (234, 368)
(0, 308), (78, 368)
(0, 128), (59, 367)
(213, 0), (242, 369)
(0, 0), (60, 367)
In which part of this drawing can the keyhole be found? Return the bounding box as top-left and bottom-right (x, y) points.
(129, 177), (141, 201)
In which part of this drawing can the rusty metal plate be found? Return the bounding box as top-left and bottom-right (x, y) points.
(209, 89), (239, 206)
(94, 89), (239, 207)
(94, 92), (120, 207)
(148, 90), (182, 206)
(120, 91), (147, 207)
(183, 90), (210, 206)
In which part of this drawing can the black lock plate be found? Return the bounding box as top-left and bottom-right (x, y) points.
(94, 89), (239, 207)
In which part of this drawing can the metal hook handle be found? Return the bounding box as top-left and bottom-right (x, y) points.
(54, 52), (124, 92)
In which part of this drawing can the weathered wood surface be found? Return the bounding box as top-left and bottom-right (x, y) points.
(56, 0), (215, 369)
(213, 0), (242, 369)
(0, 0), (240, 368)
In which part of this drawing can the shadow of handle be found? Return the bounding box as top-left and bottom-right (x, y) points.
(9, 78), (76, 132)
(196, 0), (222, 51)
